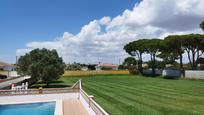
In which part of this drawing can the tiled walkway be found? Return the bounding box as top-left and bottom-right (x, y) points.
(63, 99), (89, 115)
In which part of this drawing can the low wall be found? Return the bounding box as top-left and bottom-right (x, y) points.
(142, 69), (204, 79)
(162, 69), (181, 77)
(185, 70), (204, 79)
(0, 93), (78, 104)
(143, 69), (163, 75)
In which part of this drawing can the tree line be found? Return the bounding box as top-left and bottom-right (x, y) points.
(124, 21), (204, 76)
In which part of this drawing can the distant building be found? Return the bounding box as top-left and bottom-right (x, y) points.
(0, 61), (19, 77)
(0, 61), (16, 71)
(95, 63), (118, 70)
(81, 67), (88, 71)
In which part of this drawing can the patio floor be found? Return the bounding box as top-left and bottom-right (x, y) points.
(63, 99), (88, 115)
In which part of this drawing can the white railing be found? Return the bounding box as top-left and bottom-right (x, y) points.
(0, 88), (78, 96)
(78, 80), (109, 115)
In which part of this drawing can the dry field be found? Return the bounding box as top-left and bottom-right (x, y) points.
(63, 70), (129, 77)
(0, 71), (8, 75)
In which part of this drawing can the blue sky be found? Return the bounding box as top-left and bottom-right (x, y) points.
(1, 0), (204, 64)
(0, 0), (139, 63)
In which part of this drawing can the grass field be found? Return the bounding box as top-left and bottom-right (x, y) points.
(63, 70), (129, 77)
(58, 75), (204, 115)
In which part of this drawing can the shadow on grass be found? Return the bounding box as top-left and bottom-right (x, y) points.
(30, 80), (71, 88)
(30, 84), (70, 88)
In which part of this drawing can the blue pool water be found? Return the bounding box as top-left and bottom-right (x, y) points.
(0, 102), (55, 115)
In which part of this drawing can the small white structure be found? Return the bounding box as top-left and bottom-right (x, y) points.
(0, 61), (19, 78)
(11, 82), (28, 90)
(9, 71), (19, 78)
(185, 70), (204, 79)
(0, 61), (16, 71)
(81, 67), (88, 71)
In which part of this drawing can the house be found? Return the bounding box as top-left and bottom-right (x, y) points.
(95, 63), (118, 70)
(0, 61), (16, 71)
(0, 61), (18, 78)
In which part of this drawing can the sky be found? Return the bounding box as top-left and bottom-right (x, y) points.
(0, 0), (204, 64)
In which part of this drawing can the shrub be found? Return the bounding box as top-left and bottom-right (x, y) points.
(0, 74), (7, 79)
(128, 65), (139, 74)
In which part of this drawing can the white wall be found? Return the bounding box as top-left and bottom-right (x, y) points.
(162, 69), (181, 77)
(0, 93), (78, 104)
(3, 66), (16, 71)
(185, 70), (204, 79)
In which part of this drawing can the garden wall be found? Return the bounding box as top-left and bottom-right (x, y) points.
(185, 70), (204, 79)
(143, 69), (163, 75)
(162, 69), (181, 77)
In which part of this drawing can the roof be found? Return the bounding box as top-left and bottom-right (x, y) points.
(0, 61), (13, 67)
(96, 63), (118, 67)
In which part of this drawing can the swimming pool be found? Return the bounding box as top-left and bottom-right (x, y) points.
(0, 102), (55, 115)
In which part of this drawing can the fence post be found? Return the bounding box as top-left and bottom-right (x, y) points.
(39, 87), (43, 94)
(88, 95), (94, 107)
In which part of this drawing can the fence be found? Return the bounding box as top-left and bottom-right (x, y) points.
(142, 69), (204, 79)
(185, 70), (204, 79)
(143, 69), (163, 75)
(80, 85), (108, 115)
(0, 88), (78, 96)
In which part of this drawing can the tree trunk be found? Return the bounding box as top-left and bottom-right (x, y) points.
(196, 50), (200, 69)
(179, 54), (185, 78)
(152, 54), (156, 77)
(138, 53), (143, 74)
(187, 51), (193, 69)
(192, 51), (196, 70)
(179, 54), (183, 69)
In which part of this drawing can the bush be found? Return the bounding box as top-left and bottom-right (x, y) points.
(0, 74), (7, 79)
(118, 65), (126, 70)
(87, 65), (96, 70)
(128, 65), (139, 74)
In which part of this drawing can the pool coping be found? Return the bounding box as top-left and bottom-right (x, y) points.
(55, 100), (63, 115)
(0, 100), (62, 115)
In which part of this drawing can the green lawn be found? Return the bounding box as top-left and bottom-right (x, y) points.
(49, 75), (204, 114)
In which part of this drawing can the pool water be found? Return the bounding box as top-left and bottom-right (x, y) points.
(0, 102), (55, 115)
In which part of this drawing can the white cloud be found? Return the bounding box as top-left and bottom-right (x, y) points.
(99, 16), (111, 25)
(16, 0), (204, 64)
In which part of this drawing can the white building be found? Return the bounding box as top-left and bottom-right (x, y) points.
(0, 61), (16, 71)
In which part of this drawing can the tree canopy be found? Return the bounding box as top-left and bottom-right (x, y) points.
(143, 39), (162, 76)
(181, 34), (204, 69)
(123, 57), (137, 66)
(124, 39), (148, 74)
(17, 48), (65, 85)
(124, 33), (204, 76)
(163, 35), (184, 68)
(200, 21), (204, 32)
